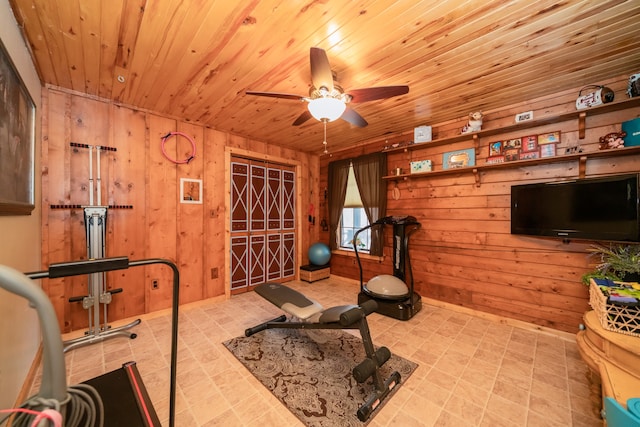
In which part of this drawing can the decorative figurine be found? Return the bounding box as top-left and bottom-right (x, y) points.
(461, 111), (484, 134)
(599, 131), (626, 150)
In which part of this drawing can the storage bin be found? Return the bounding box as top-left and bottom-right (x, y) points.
(589, 279), (640, 337)
(300, 264), (330, 282)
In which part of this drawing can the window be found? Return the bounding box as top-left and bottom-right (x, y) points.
(340, 207), (370, 251)
(339, 165), (370, 252)
(327, 153), (386, 256)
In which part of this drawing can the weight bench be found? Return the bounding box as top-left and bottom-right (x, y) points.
(245, 282), (401, 422)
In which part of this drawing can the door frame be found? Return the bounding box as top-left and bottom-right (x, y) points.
(224, 147), (303, 298)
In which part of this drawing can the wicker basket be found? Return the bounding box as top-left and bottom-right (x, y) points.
(589, 280), (640, 337)
(299, 264), (330, 282)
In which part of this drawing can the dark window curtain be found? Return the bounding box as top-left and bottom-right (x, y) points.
(352, 153), (387, 256)
(327, 159), (350, 250)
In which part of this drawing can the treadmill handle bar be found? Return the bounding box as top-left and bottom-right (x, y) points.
(24, 256), (181, 427)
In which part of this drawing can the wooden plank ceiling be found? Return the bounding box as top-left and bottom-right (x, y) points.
(9, 0), (640, 154)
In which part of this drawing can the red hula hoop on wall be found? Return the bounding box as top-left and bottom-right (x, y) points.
(161, 132), (197, 164)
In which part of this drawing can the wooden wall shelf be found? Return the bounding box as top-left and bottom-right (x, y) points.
(383, 96), (640, 186)
(382, 97), (640, 154)
(384, 145), (640, 186)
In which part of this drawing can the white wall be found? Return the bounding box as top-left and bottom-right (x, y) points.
(0, 0), (43, 412)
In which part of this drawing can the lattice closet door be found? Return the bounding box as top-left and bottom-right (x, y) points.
(230, 156), (295, 293)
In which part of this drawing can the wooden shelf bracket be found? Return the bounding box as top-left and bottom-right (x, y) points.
(578, 155), (588, 179)
(472, 168), (481, 187)
(579, 111), (587, 139)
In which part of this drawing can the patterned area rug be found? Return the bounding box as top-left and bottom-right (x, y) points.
(223, 328), (418, 426)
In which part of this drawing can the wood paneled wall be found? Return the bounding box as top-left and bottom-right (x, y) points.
(320, 75), (640, 333)
(41, 87), (318, 332)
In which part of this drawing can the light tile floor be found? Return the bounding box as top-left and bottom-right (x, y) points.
(30, 277), (603, 426)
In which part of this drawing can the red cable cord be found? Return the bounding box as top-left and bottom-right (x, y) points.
(125, 364), (155, 426)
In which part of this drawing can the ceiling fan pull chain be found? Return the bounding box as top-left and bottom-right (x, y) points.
(323, 120), (328, 154)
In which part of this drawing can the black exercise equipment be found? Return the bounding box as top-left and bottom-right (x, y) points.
(246, 282), (401, 422)
(82, 361), (161, 426)
(354, 215), (422, 320)
(0, 256), (180, 427)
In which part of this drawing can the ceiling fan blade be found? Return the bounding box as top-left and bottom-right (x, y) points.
(246, 91), (304, 101)
(340, 107), (368, 127)
(292, 110), (313, 126)
(310, 47), (334, 92)
(347, 86), (409, 103)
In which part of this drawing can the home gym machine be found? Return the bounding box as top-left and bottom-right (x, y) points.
(246, 282), (401, 422)
(51, 143), (138, 352)
(354, 215), (422, 321)
(0, 256), (181, 427)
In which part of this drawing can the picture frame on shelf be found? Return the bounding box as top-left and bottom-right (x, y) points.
(521, 135), (538, 152)
(488, 141), (502, 157)
(0, 39), (36, 216)
(410, 159), (432, 173)
(443, 148), (475, 169)
(540, 143), (557, 158)
(504, 148), (520, 162)
(504, 138), (522, 149)
(442, 148), (476, 169)
(413, 125), (432, 143)
(519, 150), (540, 160)
(486, 156), (505, 164)
(538, 131), (561, 145)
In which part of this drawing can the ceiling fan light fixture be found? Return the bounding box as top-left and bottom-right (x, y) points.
(308, 97), (346, 122)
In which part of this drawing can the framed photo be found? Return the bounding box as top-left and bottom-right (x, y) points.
(413, 125), (432, 143)
(0, 39), (36, 215)
(521, 135), (538, 152)
(180, 178), (203, 204)
(486, 155), (505, 164)
(504, 138), (522, 149)
(443, 148), (475, 169)
(538, 131), (561, 145)
(504, 148), (520, 162)
(488, 141), (502, 157)
(519, 150), (540, 160)
(540, 143), (557, 158)
(410, 159), (432, 173)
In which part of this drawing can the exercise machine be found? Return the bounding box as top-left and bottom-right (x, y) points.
(0, 256), (181, 427)
(52, 143), (139, 352)
(354, 215), (422, 321)
(246, 282), (401, 422)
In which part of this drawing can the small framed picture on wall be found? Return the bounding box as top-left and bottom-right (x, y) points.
(180, 178), (203, 204)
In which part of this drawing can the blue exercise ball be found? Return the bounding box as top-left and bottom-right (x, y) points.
(308, 242), (331, 266)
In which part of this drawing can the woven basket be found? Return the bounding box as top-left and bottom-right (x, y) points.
(299, 265), (330, 282)
(589, 280), (640, 337)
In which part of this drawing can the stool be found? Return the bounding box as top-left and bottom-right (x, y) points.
(300, 264), (330, 282)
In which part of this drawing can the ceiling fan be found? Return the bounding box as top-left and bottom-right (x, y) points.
(246, 47), (409, 128)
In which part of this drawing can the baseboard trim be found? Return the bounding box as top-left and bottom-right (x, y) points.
(331, 275), (576, 342)
(14, 343), (42, 410)
(421, 296), (576, 342)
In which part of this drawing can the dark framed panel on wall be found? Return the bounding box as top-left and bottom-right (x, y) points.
(0, 39), (35, 215)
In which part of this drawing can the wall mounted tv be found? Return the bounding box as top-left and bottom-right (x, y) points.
(510, 173), (640, 242)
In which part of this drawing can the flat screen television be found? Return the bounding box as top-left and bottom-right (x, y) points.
(510, 173), (640, 242)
